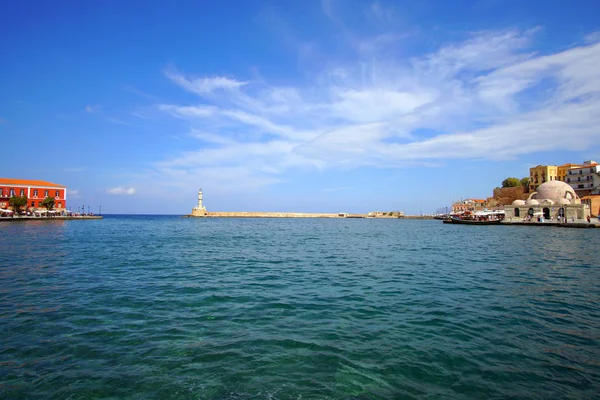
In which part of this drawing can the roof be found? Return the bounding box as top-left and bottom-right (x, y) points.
(559, 163), (582, 168)
(581, 195), (600, 200)
(0, 178), (66, 188)
(570, 163), (598, 170)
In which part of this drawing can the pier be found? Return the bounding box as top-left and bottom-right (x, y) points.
(0, 216), (103, 222)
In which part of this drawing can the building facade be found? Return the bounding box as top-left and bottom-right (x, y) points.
(451, 199), (487, 213)
(564, 160), (599, 196)
(0, 178), (67, 211)
(557, 163), (582, 182)
(505, 181), (590, 222)
(529, 165), (559, 193)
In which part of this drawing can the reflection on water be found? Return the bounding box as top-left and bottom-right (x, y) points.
(0, 217), (599, 399)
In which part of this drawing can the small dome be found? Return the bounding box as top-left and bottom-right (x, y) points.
(512, 200), (526, 206)
(526, 199), (540, 205)
(533, 181), (580, 204)
(557, 198), (571, 205)
(541, 199), (555, 205)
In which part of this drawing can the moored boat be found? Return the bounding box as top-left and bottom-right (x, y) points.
(443, 210), (505, 225)
(443, 217), (502, 225)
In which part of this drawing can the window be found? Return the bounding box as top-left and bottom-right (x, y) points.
(31, 202), (35, 207)
(514, 208), (520, 217)
(10, 189), (15, 196)
(567, 178), (570, 182)
(33, 190), (38, 197)
(45, 190), (49, 197)
(55, 190), (60, 197)
(20, 189), (24, 196)
(578, 184), (584, 188)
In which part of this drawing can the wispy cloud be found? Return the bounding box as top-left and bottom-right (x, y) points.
(585, 31), (600, 44)
(146, 22), (600, 193)
(165, 67), (248, 95)
(85, 105), (101, 113)
(125, 85), (161, 101)
(67, 189), (81, 198)
(107, 187), (136, 195)
(85, 105), (132, 126)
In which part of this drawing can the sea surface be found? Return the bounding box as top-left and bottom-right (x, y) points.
(1, 215), (599, 399)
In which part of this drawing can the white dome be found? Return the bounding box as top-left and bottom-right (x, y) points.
(512, 200), (526, 206)
(541, 199), (555, 205)
(526, 199), (540, 205)
(557, 198), (571, 205)
(533, 181), (580, 204)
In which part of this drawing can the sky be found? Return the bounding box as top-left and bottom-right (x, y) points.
(1, 0), (600, 214)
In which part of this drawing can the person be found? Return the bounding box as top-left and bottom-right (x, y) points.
(587, 215), (591, 223)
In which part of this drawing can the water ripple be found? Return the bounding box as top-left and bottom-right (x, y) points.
(1, 217), (599, 399)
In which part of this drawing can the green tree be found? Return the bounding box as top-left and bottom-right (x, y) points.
(41, 196), (55, 211)
(501, 177), (521, 188)
(9, 195), (27, 214)
(520, 177), (530, 187)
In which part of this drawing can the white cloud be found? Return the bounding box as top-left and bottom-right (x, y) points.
(165, 68), (248, 95)
(585, 31), (600, 44)
(149, 28), (600, 192)
(67, 189), (81, 198)
(107, 187), (136, 195)
(85, 105), (101, 113)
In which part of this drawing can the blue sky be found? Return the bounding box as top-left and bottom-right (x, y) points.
(1, 0), (599, 214)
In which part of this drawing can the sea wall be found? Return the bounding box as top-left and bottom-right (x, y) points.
(195, 211), (361, 218)
(492, 186), (529, 205)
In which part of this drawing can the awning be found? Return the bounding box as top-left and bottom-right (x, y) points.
(0, 209), (13, 213)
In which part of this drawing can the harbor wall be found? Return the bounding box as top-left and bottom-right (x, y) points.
(193, 211), (365, 218)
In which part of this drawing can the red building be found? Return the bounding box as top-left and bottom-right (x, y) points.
(0, 178), (67, 211)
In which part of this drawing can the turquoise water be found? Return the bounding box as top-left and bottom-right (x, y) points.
(1, 216), (599, 399)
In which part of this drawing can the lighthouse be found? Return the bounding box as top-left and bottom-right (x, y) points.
(197, 188), (204, 209)
(192, 188), (207, 215)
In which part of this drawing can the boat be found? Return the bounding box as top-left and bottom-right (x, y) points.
(442, 210), (505, 225)
(443, 217), (502, 225)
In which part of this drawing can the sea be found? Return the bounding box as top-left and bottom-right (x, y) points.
(1, 215), (599, 399)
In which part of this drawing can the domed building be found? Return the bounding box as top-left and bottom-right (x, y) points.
(504, 181), (590, 222)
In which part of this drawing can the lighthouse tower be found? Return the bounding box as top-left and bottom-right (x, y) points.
(197, 188), (204, 209)
(192, 188), (207, 216)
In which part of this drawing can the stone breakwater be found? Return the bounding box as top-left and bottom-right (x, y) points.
(188, 211), (366, 218)
(186, 211), (426, 219)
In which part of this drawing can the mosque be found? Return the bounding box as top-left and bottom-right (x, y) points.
(504, 181), (590, 222)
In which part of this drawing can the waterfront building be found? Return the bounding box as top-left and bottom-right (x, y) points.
(451, 199), (487, 213)
(581, 194), (600, 217)
(0, 178), (67, 211)
(505, 181), (590, 222)
(529, 165), (559, 193)
(564, 160), (599, 197)
(557, 163), (582, 182)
